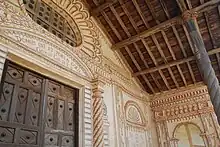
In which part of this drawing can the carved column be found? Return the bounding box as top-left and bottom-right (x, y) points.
(182, 9), (220, 123)
(92, 79), (105, 147)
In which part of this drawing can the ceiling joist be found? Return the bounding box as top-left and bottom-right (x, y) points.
(112, 0), (220, 50)
(133, 47), (220, 76)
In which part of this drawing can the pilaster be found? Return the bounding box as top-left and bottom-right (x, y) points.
(92, 78), (105, 147)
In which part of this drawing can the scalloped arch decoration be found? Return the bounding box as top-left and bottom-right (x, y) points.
(43, 0), (102, 62)
(125, 101), (145, 126)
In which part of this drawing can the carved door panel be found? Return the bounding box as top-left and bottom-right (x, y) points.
(44, 80), (77, 147)
(0, 63), (45, 147)
(0, 62), (78, 147)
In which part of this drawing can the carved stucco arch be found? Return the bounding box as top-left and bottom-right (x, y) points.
(0, 0), (103, 79)
(124, 101), (146, 127)
(172, 122), (203, 138)
(20, 0), (102, 61)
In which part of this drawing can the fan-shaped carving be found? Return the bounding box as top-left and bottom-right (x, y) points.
(127, 106), (142, 124)
(125, 101), (145, 126)
(23, 0), (82, 47)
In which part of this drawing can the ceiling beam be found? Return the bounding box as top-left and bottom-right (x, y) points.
(133, 47), (220, 76)
(112, 0), (220, 50)
(91, 0), (118, 15)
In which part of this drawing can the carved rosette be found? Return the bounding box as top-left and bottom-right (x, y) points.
(92, 79), (105, 147)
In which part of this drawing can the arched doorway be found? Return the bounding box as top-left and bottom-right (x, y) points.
(173, 123), (205, 147)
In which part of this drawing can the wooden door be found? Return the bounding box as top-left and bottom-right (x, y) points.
(0, 61), (78, 147)
(44, 80), (78, 147)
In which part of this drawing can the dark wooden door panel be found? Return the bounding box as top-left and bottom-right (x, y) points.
(44, 80), (76, 147)
(0, 63), (44, 147)
(0, 62), (78, 147)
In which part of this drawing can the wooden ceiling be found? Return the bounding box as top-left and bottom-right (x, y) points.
(85, 0), (220, 94)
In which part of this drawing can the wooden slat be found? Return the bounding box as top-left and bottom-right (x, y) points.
(112, 16), (180, 50)
(133, 43), (162, 91)
(133, 47), (220, 76)
(117, 49), (151, 92)
(145, 0), (160, 24)
(112, 0), (220, 50)
(201, 0), (217, 48)
(101, 11), (122, 41)
(110, 6), (131, 37)
(151, 35), (179, 88)
(124, 47), (155, 93)
(91, 0), (118, 15)
(131, 0), (150, 28)
(118, 0), (139, 33)
(141, 38), (171, 90)
(161, 31), (187, 86)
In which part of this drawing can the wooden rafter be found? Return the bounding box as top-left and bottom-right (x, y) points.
(112, 0), (220, 50)
(118, 0), (139, 33)
(133, 43), (162, 91)
(151, 35), (179, 88)
(141, 38), (171, 90)
(132, 0), (150, 28)
(124, 46), (155, 93)
(110, 6), (131, 37)
(91, 0), (118, 15)
(133, 47), (220, 76)
(101, 11), (122, 41)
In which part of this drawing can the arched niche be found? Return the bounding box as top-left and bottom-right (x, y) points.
(173, 122), (206, 147)
(124, 101), (146, 126)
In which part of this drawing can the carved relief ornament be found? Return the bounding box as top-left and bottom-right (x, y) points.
(0, 0), (145, 100)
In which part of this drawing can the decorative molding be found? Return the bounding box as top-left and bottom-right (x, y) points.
(151, 86), (214, 122)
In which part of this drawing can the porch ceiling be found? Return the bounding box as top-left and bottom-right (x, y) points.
(85, 0), (220, 94)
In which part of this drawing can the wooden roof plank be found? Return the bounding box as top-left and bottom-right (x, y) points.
(133, 47), (220, 76)
(110, 6), (131, 37)
(117, 49), (152, 92)
(141, 38), (171, 90)
(145, 0), (160, 24)
(134, 43), (162, 90)
(101, 11), (122, 41)
(124, 46), (155, 93)
(151, 34), (179, 88)
(161, 31), (187, 86)
(187, 62), (196, 83)
(131, 0), (150, 28)
(112, 0), (220, 50)
(118, 0), (139, 33)
(91, 0), (118, 15)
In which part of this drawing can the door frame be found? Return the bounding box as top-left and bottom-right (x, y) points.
(4, 53), (90, 147)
